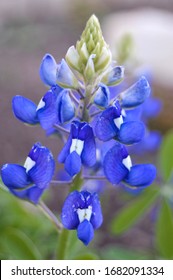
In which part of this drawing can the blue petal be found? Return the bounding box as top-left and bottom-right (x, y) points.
(77, 220), (94, 245)
(12, 96), (39, 125)
(81, 125), (96, 167)
(103, 143), (129, 184)
(117, 121), (145, 145)
(1, 164), (31, 189)
(58, 133), (72, 163)
(57, 89), (75, 123)
(61, 191), (85, 229)
(56, 59), (79, 89)
(120, 76), (151, 108)
(89, 193), (103, 229)
(37, 89), (58, 130)
(10, 185), (44, 204)
(95, 103), (122, 141)
(124, 164), (156, 187)
(95, 117), (117, 141)
(65, 151), (81, 177)
(104, 66), (124, 86)
(39, 53), (57, 86)
(123, 107), (142, 122)
(94, 83), (110, 108)
(27, 143), (55, 189)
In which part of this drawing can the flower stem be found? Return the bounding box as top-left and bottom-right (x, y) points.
(54, 124), (70, 134)
(83, 175), (107, 180)
(38, 200), (63, 233)
(51, 180), (72, 185)
(90, 109), (102, 118)
(69, 91), (80, 104)
(56, 229), (69, 260)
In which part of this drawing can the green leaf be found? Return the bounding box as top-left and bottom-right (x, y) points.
(3, 228), (42, 260)
(74, 253), (98, 260)
(156, 199), (173, 259)
(101, 246), (153, 260)
(111, 187), (159, 235)
(159, 130), (173, 181)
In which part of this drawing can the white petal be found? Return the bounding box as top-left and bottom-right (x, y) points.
(24, 156), (36, 173)
(122, 155), (132, 171)
(70, 139), (84, 156)
(36, 98), (45, 111)
(114, 115), (123, 129)
(77, 206), (92, 223)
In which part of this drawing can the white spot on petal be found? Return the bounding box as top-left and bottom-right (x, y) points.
(70, 139), (84, 156)
(36, 98), (45, 111)
(122, 155), (132, 171)
(114, 115), (123, 129)
(121, 109), (126, 117)
(77, 206), (92, 223)
(24, 156), (36, 173)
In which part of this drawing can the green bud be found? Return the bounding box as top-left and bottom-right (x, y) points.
(65, 14), (112, 82)
(65, 46), (81, 72)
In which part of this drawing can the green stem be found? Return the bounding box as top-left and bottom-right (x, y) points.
(56, 229), (69, 260)
(70, 171), (84, 192)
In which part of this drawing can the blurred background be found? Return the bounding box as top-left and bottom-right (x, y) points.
(0, 0), (173, 259)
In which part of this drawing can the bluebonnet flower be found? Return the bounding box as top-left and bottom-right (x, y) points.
(40, 53), (57, 86)
(12, 86), (75, 131)
(40, 53), (81, 89)
(94, 83), (110, 108)
(61, 190), (103, 245)
(119, 76), (151, 108)
(58, 121), (96, 177)
(103, 142), (156, 188)
(1, 143), (55, 204)
(101, 65), (124, 86)
(95, 100), (145, 144)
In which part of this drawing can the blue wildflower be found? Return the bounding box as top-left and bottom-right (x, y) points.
(95, 100), (145, 144)
(101, 65), (124, 86)
(61, 190), (103, 245)
(40, 53), (81, 89)
(119, 76), (151, 108)
(58, 121), (96, 177)
(103, 142), (156, 188)
(12, 86), (75, 130)
(40, 53), (58, 87)
(56, 59), (81, 89)
(1, 143), (55, 204)
(94, 83), (110, 108)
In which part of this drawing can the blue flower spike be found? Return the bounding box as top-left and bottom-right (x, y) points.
(1, 143), (55, 204)
(103, 142), (156, 188)
(119, 76), (151, 108)
(40, 53), (57, 86)
(95, 100), (145, 144)
(94, 83), (110, 108)
(61, 190), (103, 245)
(58, 121), (96, 177)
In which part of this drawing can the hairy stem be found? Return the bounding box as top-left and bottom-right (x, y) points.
(38, 201), (63, 232)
